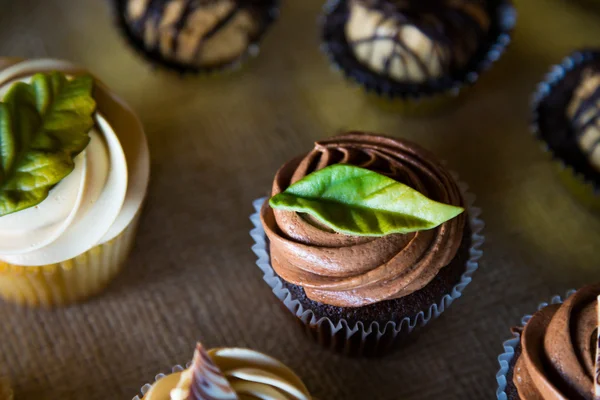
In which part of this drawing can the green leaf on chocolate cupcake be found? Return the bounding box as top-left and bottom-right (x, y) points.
(269, 164), (464, 237)
(0, 72), (96, 217)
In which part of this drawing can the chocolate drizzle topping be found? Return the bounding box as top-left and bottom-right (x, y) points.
(117, 0), (279, 71)
(321, 0), (516, 98)
(568, 69), (600, 162)
(129, 0), (245, 61)
(345, 0), (490, 82)
(188, 343), (238, 400)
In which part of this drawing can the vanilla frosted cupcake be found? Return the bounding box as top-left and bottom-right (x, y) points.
(134, 343), (313, 400)
(0, 58), (149, 307)
(321, 0), (516, 113)
(113, 0), (280, 74)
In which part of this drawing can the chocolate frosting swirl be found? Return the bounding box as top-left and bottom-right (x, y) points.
(514, 283), (600, 399)
(260, 132), (466, 308)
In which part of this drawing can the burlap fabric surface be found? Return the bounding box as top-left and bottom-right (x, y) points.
(0, 0), (599, 399)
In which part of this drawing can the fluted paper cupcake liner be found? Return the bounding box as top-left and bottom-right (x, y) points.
(0, 213), (142, 307)
(531, 50), (600, 212)
(110, 0), (281, 76)
(320, 0), (516, 114)
(250, 174), (484, 356)
(495, 290), (577, 400)
(132, 364), (188, 400)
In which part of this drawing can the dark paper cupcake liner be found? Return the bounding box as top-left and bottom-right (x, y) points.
(110, 0), (281, 75)
(495, 290), (576, 400)
(531, 50), (600, 211)
(250, 174), (484, 357)
(320, 0), (516, 106)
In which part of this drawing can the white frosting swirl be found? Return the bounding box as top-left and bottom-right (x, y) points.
(0, 59), (149, 266)
(143, 348), (312, 400)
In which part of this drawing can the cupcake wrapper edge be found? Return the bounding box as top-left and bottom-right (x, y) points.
(0, 212), (142, 307)
(132, 365), (187, 400)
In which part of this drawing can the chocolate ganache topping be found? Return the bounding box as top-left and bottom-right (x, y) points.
(513, 283), (600, 400)
(567, 68), (600, 173)
(344, 0), (490, 83)
(124, 0), (272, 68)
(260, 132), (466, 308)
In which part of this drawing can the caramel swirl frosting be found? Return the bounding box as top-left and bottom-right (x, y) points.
(260, 132), (466, 308)
(514, 283), (600, 400)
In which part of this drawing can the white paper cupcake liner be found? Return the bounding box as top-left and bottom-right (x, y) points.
(132, 364), (188, 400)
(250, 174), (485, 356)
(495, 289), (577, 400)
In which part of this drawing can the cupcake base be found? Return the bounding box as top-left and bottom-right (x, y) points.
(501, 342), (522, 400)
(251, 177), (484, 357)
(279, 225), (471, 328)
(277, 226), (470, 356)
(0, 213), (141, 307)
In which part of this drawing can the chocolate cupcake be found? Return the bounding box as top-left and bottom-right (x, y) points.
(133, 342), (313, 399)
(250, 132), (484, 356)
(112, 0), (280, 74)
(321, 0), (516, 113)
(496, 285), (600, 400)
(532, 50), (600, 212)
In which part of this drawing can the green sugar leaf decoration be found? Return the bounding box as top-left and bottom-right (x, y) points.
(269, 164), (464, 237)
(0, 72), (96, 217)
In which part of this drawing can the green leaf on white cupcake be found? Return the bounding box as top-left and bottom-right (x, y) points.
(269, 164), (464, 237)
(0, 72), (96, 217)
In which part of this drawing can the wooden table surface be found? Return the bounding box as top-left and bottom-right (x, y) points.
(1, 0), (600, 399)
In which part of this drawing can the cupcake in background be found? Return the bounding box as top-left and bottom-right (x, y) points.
(134, 342), (313, 399)
(496, 284), (600, 399)
(113, 0), (281, 74)
(251, 132), (484, 356)
(532, 50), (600, 212)
(321, 0), (516, 114)
(0, 58), (150, 307)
